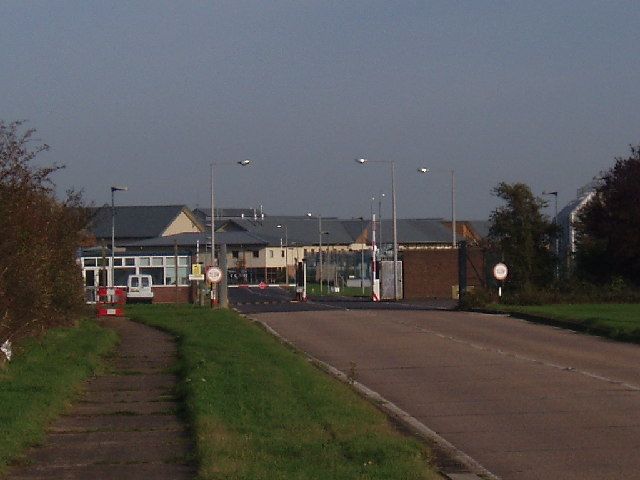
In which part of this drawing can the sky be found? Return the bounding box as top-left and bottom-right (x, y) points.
(2, 1), (639, 221)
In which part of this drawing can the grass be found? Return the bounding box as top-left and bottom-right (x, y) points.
(0, 320), (117, 472)
(492, 303), (640, 342)
(128, 304), (439, 480)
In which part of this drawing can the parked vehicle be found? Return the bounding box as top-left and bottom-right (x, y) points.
(127, 274), (154, 303)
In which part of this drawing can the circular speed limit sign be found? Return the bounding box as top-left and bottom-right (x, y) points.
(206, 266), (223, 284)
(493, 263), (508, 281)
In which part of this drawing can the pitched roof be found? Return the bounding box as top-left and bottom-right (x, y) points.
(225, 216), (356, 246)
(88, 205), (199, 239)
(120, 231), (268, 248)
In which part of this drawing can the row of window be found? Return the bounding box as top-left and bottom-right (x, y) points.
(82, 256), (190, 287)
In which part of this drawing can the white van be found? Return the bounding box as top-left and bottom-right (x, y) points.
(127, 274), (154, 303)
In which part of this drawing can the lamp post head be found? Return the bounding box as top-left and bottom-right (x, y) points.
(417, 168), (430, 174)
(276, 224), (283, 229)
(111, 185), (128, 192)
(237, 159), (251, 166)
(542, 190), (558, 196)
(355, 158), (368, 164)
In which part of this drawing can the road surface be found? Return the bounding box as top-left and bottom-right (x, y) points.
(250, 307), (640, 480)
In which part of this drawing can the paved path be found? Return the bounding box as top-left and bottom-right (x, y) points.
(254, 309), (640, 480)
(6, 318), (194, 480)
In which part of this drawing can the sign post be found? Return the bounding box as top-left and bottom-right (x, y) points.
(206, 266), (223, 307)
(492, 263), (508, 299)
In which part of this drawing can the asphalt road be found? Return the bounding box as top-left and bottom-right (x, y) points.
(229, 286), (456, 313)
(248, 308), (640, 480)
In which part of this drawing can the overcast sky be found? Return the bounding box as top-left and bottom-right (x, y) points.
(2, 1), (639, 221)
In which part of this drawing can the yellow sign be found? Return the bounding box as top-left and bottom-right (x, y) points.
(192, 263), (202, 276)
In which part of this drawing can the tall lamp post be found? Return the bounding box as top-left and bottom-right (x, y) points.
(417, 167), (456, 248)
(110, 185), (128, 288)
(542, 190), (559, 279)
(209, 159), (252, 306)
(355, 158), (399, 300)
(210, 159), (252, 265)
(276, 224), (288, 285)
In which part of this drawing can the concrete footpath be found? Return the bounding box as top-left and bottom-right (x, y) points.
(6, 318), (195, 480)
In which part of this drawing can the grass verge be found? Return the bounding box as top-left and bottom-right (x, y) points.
(489, 303), (640, 342)
(0, 320), (117, 472)
(128, 304), (439, 480)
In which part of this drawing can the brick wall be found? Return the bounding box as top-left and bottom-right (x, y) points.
(403, 249), (486, 299)
(152, 286), (192, 303)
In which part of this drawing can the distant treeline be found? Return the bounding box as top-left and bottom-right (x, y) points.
(0, 121), (88, 346)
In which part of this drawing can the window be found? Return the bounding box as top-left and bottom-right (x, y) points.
(114, 268), (135, 287)
(232, 250), (239, 259)
(252, 251), (260, 258)
(281, 250), (285, 258)
(151, 257), (163, 266)
(125, 258), (135, 266)
(140, 267), (164, 286)
(269, 250), (274, 258)
(113, 258), (123, 266)
(139, 257), (151, 267)
(84, 258), (96, 267)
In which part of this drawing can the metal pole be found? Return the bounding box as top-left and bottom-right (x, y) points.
(110, 188), (115, 288)
(391, 161), (399, 300)
(284, 226), (288, 285)
(360, 217), (365, 294)
(319, 215), (323, 295)
(378, 194), (384, 260)
(452, 169), (457, 248)
(210, 162), (215, 266)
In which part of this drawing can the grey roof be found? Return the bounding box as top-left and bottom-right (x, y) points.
(466, 220), (491, 239)
(88, 205), (200, 239)
(120, 231), (267, 248)
(192, 207), (266, 225)
(225, 216), (356, 246)
(374, 219), (452, 245)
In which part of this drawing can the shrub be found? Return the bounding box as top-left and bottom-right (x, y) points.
(0, 121), (88, 345)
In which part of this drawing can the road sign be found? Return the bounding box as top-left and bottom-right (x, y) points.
(206, 266), (223, 284)
(191, 263), (202, 276)
(189, 274), (205, 281)
(258, 281), (267, 290)
(493, 263), (508, 281)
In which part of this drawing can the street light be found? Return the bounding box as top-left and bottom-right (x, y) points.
(276, 224), (288, 285)
(417, 167), (457, 247)
(110, 185), (128, 288)
(355, 158), (399, 300)
(210, 159), (252, 265)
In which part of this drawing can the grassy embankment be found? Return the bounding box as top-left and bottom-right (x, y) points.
(493, 303), (640, 342)
(128, 304), (439, 480)
(0, 320), (117, 472)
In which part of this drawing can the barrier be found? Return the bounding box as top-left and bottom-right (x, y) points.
(96, 287), (126, 317)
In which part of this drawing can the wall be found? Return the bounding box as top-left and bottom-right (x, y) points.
(403, 248), (486, 299)
(162, 211), (202, 236)
(152, 286), (192, 303)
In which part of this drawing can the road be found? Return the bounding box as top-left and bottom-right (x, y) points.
(242, 301), (640, 480)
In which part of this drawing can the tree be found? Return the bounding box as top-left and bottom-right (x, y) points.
(489, 182), (556, 289)
(575, 145), (640, 285)
(0, 121), (88, 345)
